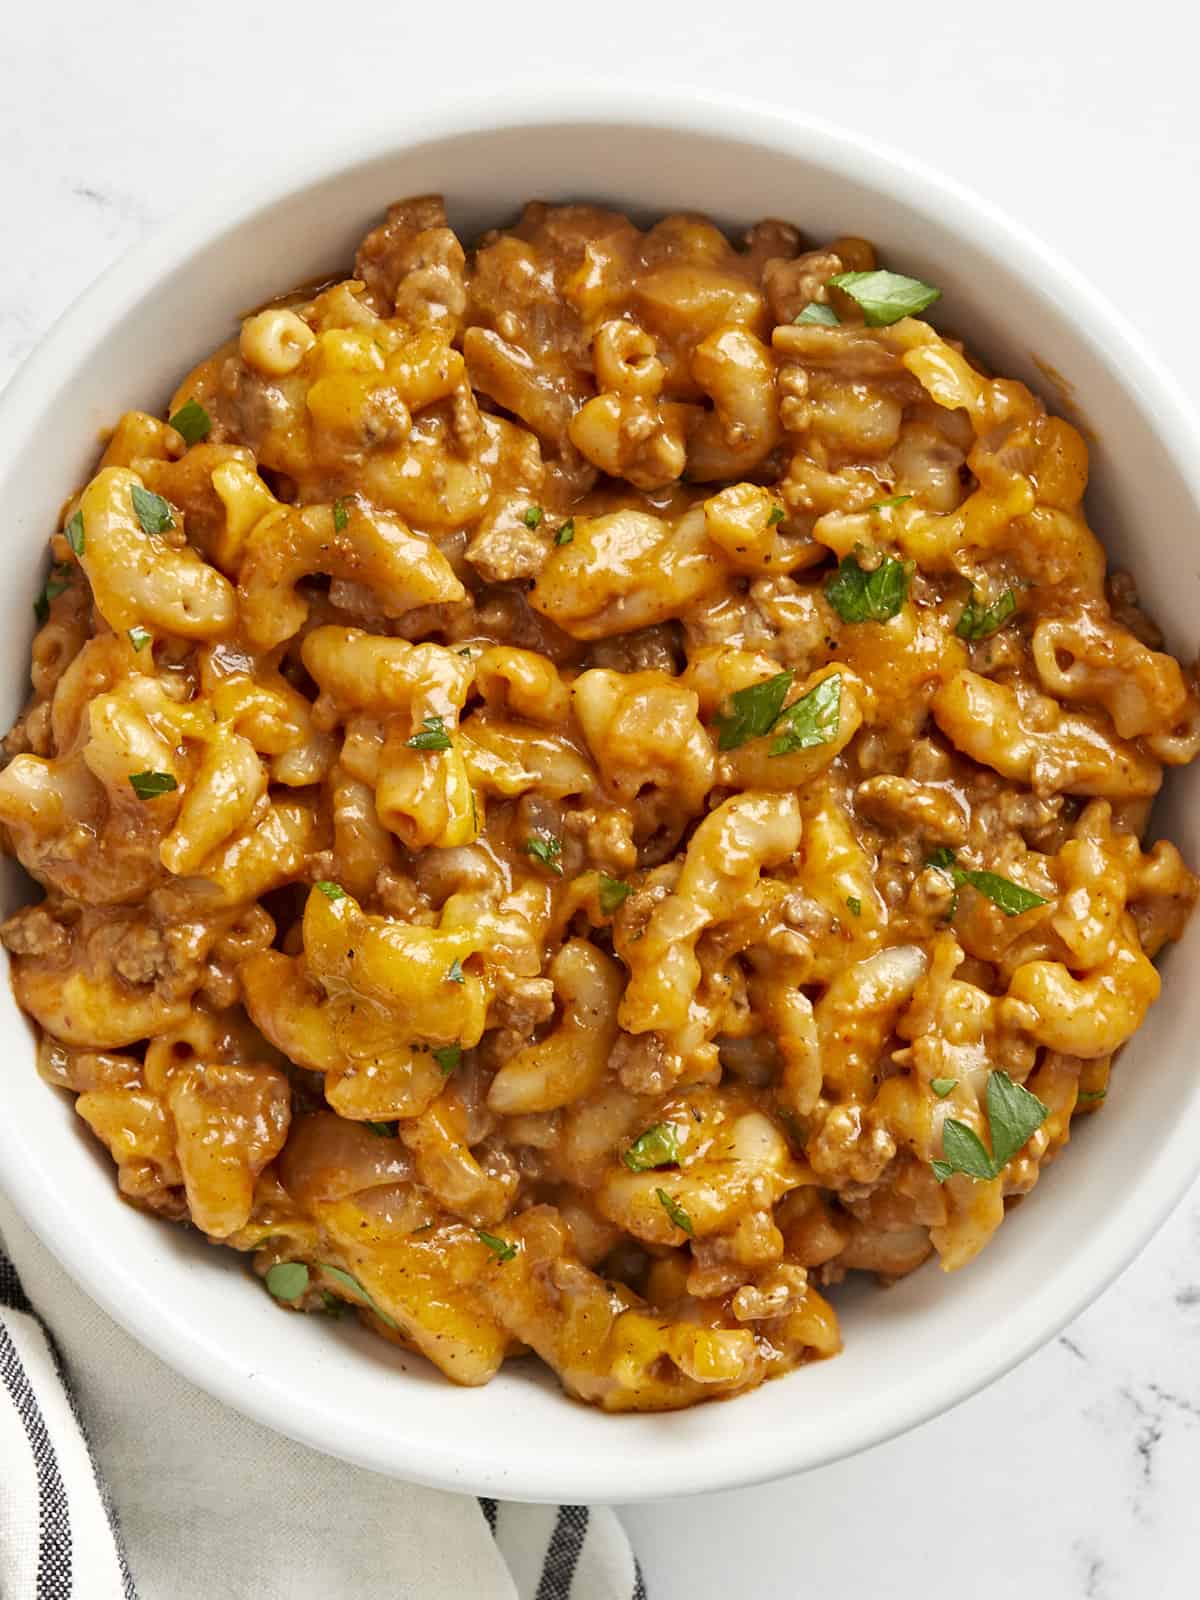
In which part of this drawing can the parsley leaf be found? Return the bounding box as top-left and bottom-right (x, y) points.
(406, 714), (452, 751)
(986, 1069), (1050, 1169)
(846, 896), (862, 917)
(931, 1120), (997, 1184)
(770, 673), (841, 757)
(34, 562), (72, 623)
(959, 869), (1048, 917)
(130, 484), (175, 535)
(333, 496), (350, 532)
(477, 1229), (516, 1262)
(926, 850), (1048, 918)
(65, 510), (85, 556)
(598, 874), (632, 915)
(655, 1188), (694, 1237)
(128, 770), (177, 800)
(624, 1123), (681, 1172)
(713, 670), (794, 751)
(767, 505), (785, 525)
(318, 1264), (399, 1328)
(826, 551), (912, 623)
(446, 958), (465, 984)
(523, 505), (543, 529)
(524, 833), (563, 875)
(829, 269), (941, 326)
(314, 880), (346, 901)
(433, 1044), (461, 1075)
(367, 1121), (398, 1137)
(930, 1077), (958, 1098)
(265, 1262), (309, 1302)
(167, 397), (212, 445)
(127, 626), (152, 652)
(867, 494), (912, 512)
(555, 518), (575, 546)
(932, 1070), (1048, 1183)
(1077, 1089), (1106, 1105)
(794, 302), (839, 325)
(957, 587), (1017, 640)
(48, 562), (72, 594)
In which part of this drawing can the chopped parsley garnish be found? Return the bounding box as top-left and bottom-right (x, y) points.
(930, 1078), (958, 1098)
(477, 1229), (516, 1262)
(130, 484), (175, 535)
(1077, 1090), (1106, 1105)
(406, 714), (452, 751)
(655, 1188), (694, 1237)
(767, 505), (786, 525)
(333, 496), (350, 532)
(366, 1121), (398, 1137)
(525, 833), (563, 875)
(598, 874), (632, 916)
(555, 518), (575, 546)
(960, 870), (1048, 917)
(314, 880), (346, 901)
(956, 587), (1017, 640)
(829, 269), (941, 326)
(926, 848), (1049, 918)
(931, 1070), (1048, 1183)
(65, 510), (85, 556)
(446, 958), (465, 984)
(318, 1264), (399, 1328)
(433, 1044), (462, 1075)
(34, 562), (72, 623)
(826, 551), (912, 623)
(769, 673), (841, 757)
(624, 1123), (681, 1172)
(523, 505), (543, 529)
(794, 302), (839, 325)
(127, 626), (152, 652)
(265, 1262), (309, 1302)
(167, 397), (212, 445)
(846, 896), (862, 917)
(867, 494), (912, 512)
(713, 669), (793, 751)
(128, 770), (177, 800)
(712, 669), (841, 758)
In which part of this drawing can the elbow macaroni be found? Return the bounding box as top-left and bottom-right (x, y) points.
(2, 192), (1196, 1414)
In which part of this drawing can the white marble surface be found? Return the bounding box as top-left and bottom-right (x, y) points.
(5, 2), (1200, 1594)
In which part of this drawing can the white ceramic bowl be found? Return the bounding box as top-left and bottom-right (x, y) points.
(2, 88), (1198, 1505)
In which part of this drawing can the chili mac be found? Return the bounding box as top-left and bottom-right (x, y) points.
(2, 195), (1195, 1410)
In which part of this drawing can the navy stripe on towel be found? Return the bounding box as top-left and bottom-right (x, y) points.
(0, 1318), (72, 1599)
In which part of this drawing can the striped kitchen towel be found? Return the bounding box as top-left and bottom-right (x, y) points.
(0, 1191), (645, 1600)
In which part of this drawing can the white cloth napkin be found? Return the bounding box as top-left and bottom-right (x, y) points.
(0, 1189), (645, 1599)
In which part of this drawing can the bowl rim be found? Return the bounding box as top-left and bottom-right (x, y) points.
(3, 82), (1200, 1504)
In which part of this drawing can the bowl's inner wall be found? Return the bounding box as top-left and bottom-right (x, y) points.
(0, 115), (1196, 1500)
